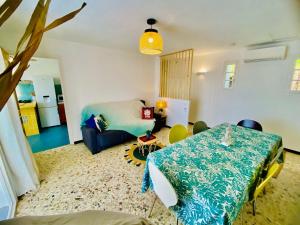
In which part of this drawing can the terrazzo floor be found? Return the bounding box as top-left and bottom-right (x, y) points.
(17, 128), (300, 225)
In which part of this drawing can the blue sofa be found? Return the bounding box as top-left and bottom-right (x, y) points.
(81, 100), (158, 154)
(81, 127), (135, 154)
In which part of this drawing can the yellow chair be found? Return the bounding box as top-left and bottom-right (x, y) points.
(169, 124), (188, 144)
(251, 162), (281, 215)
(273, 149), (286, 178)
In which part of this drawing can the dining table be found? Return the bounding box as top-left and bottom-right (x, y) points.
(142, 123), (282, 225)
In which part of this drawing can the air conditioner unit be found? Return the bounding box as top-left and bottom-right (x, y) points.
(243, 46), (287, 63)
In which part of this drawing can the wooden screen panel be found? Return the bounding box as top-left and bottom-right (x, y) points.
(159, 49), (193, 100)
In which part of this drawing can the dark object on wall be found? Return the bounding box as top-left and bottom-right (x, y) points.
(81, 126), (136, 154)
(58, 103), (66, 124)
(193, 121), (209, 135)
(237, 119), (263, 131)
(153, 113), (166, 133)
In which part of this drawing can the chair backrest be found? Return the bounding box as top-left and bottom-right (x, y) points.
(237, 119), (263, 131)
(169, 124), (188, 144)
(193, 121), (208, 135)
(268, 147), (285, 178)
(253, 162), (280, 199)
(148, 161), (178, 208)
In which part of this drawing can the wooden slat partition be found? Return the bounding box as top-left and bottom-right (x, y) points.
(159, 49), (193, 100)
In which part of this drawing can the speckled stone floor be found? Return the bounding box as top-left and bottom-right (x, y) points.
(17, 128), (300, 225)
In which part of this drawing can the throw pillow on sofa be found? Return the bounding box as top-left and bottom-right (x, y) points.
(141, 107), (154, 120)
(85, 114), (97, 129)
(95, 114), (109, 132)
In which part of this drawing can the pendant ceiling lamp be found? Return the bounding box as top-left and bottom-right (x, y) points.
(139, 18), (163, 55)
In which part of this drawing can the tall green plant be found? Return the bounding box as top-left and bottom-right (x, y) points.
(0, 0), (86, 110)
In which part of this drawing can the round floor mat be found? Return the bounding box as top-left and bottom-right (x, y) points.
(124, 143), (164, 166)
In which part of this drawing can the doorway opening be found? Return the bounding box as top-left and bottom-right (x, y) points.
(15, 57), (70, 153)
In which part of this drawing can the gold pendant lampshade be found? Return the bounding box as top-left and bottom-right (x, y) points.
(139, 18), (163, 55)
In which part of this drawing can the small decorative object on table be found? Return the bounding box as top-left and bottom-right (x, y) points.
(221, 125), (232, 146)
(146, 130), (152, 139)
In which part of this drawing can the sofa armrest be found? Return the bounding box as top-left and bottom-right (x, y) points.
(81, 126), (99, 154)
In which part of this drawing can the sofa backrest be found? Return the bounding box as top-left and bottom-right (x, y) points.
(81, 99), (144, 126)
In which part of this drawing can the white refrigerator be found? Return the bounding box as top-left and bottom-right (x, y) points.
(32, 76), (60, 128)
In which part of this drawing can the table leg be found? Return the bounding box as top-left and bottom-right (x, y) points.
(141, 144), (145, 156)
(149, 141), (157, 153)
(138, 143), (143, 156)
(148, 195), (157, 218)
(149, 144), (152, 153)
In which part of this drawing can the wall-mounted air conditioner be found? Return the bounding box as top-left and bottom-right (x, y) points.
(243, 46), (287, 63)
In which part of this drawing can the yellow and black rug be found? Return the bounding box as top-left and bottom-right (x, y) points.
(124, 143), (164, 167)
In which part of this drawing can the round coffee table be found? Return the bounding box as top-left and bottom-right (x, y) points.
(137, 134), (157, 156)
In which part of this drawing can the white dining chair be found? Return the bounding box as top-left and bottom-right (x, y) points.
(148, 161), (178, 224)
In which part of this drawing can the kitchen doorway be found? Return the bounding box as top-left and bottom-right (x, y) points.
(15, 57), (70, 153)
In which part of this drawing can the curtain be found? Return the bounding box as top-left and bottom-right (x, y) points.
(0, 144), (17, 218)
(0, 95), (40, 196)
(160, 49), (193, 100)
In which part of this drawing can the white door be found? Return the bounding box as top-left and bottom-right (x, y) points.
(33, 76), (57, 108)
(38, 106), (60, 128)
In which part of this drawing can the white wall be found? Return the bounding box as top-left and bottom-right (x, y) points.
(0, 33), (155, 143)
(190, 41), (300, 151)
(22, 57), (61, 84)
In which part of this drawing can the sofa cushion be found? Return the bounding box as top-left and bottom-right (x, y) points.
(141, 107), (154, 120)
(95, 114), (109, 132)
(85, 114), (97, 129)
(96, 130), (135, 150)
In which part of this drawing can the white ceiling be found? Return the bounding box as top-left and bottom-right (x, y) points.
(1, 0), (300, 54)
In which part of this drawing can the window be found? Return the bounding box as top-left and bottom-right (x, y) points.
(290, 59), (300, 92)
(224, 63), (236, 88)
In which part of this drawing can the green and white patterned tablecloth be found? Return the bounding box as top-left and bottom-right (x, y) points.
(142, 123), (282, 225)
